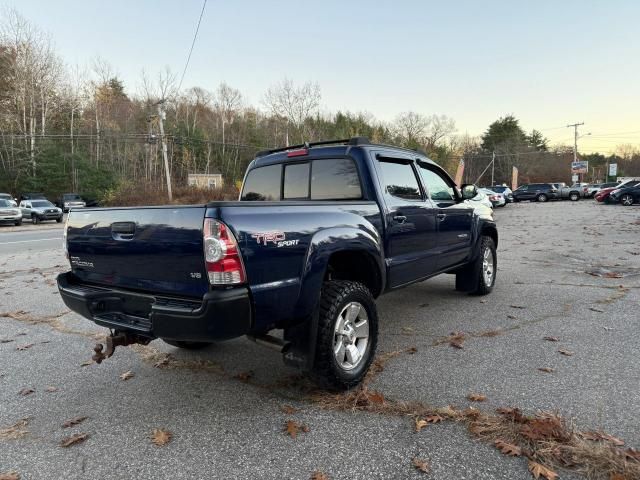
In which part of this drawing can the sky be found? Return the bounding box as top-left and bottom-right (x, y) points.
(4, 0), (640, 153)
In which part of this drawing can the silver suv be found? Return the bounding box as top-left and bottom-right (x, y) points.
(0, 199), (22, 226)
(20, 199), (63, 224)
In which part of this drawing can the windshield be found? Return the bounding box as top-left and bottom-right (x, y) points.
(490, 186), (508, 193)
(64, 194), (82, 200)
(0, 199), (12, 207)
(31, 200), (54, 208)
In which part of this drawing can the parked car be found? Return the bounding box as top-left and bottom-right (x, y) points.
(467, 189), (494, 209)
(608, 183), (640, 206)
(20, 199), (63, 224)
(584, 182), (619, 198)
(0, 199), (22, 226)
(57, 137), (498, 390)
(552, 183), (583, 201)
(0, 193), (18, 207)
(488, 185), (513, 203)
(512, 183), (559, 202)
(480, 188), (506, 208)
(595, 180), (640, 203)
(56, 193), (86, 213)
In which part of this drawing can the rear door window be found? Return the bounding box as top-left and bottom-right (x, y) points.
(311, 158), (361, 200)
(241, 164), (282, 200)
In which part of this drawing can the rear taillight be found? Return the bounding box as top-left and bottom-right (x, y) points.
(203, 218), (245, 285)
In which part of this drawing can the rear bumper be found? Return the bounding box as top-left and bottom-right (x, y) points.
(57, 272), (253, 341)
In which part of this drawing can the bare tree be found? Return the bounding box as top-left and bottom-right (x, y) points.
(393, 111), (429, 145)
(214, 82), (242, 165)
(264, 78), (321, 144)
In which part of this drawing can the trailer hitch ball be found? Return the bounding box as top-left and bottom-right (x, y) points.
(91, 332), (151, 364)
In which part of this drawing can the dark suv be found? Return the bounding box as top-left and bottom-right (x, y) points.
(512, 183), (558, 202)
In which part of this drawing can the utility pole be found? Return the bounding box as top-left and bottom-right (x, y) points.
(567, 122), (584, 182)
(155, 99), (173, 202)
(490, 151), (495, 186)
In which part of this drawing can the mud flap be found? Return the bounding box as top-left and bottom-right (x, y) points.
(282, 310), (319, 372)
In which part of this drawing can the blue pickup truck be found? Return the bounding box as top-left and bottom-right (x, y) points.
(57, 137), (498, 389)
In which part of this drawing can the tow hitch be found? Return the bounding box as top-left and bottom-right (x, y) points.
(92, 332), (151, 364)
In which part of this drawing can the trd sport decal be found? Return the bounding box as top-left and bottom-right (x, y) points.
(251, 231), (299, 247)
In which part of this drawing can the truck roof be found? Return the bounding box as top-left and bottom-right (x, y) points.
(252, 137), (438, 168)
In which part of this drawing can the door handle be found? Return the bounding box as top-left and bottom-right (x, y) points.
(393, 215), (407, 224)
(437, 213), (447, 221)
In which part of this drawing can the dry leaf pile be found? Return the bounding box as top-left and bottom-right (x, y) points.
(151, 428), (172, 446)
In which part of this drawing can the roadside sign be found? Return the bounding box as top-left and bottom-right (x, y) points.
(609, 163), (617, 176)
(572, 174), (578, 183)
(571, 161), (588, 173)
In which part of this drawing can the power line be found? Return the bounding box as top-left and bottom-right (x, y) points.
(177, 0), (208, 92)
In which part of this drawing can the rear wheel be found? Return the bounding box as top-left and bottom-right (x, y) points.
(31, 214), (39, 224)
(569, 192), (580, 201)
(621, 194), (634, 206)
(309, 280), (378, 390)
(162, 339), (213, 350)
(537, 194), (548, 202)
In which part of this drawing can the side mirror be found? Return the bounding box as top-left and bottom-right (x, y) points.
(461, 184), (478, 200)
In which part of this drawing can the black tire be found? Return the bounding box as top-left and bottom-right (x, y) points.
(569, 192), (580, 201)
(309, 280), (378, 390)
(537, 194), (548, 202)
(31, 214), (39, 224)
(56, 216), (62, 223)
(455, 236), (497, 296)
(162, 339), (213, 350)
(620, 194), (634, 206)
(14, 220), (22, 226)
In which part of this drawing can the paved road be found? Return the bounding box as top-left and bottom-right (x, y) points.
(0, 228), (63, 255)
(1, 201), (638, 479)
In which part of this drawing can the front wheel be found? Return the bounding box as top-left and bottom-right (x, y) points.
(620, 194), (634, 206)
(309, 280), (378, 390)
(56, 216), (62, 223)
(569, 192), (580, 201)
(537, 194), (548, 202)
(14, 220), (22, 226)
(455, 236), (497, 295)
(31, 214), (39, 224)
(162, 339), (213, 350)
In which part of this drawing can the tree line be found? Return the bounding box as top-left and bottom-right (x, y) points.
(1, 9), (638, 201)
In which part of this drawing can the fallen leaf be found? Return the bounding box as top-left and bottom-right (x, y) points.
(0, 418), (30, 439)
(412, 457), (430, 473)
(543, 336), (559, 342)
(368, 391), (385, 404)
(119, 370), (134, 381)
(507, 314), (517, 319)
(558, 349), (574, 356)
(151, 428), (172, 446)
(153, 356), (171, 368)
(280, 405), (298, 415)
(415, 418), (428, 432)
(581, 430), (624, 446)
(467, 393), (486, 402)
(310, 472), (329, 480)
(62, 416), (88, 428)
(234, 371), (254, 383)
(510, 305), (526, 309)
(624, 448), (640, 461)
(603, 272), (623, 279)
(538, 367), (554, 373)
(494, 439), (522, 456)
(45, 386), (57, 392)
(401, 326), (415, 333)
(15, 344), (34, 351)
(0, 472), (20, 480)
(589, 307), (604, 313)
(407, 346), (417, 354)
(0, 339), (13, 344)
(284, 420), (302, 439)
(18, 388), (34, 396)
(480, 299), (487, 303)
(59, 432), (89, 447)
(528, 460), (558, 480)
(80, 360), (93, 367)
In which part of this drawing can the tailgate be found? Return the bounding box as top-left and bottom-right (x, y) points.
(66, 206), (208, 298)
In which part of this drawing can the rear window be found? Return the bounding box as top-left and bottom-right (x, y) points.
(241, 158), (361, 201)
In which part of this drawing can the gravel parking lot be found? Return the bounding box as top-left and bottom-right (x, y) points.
(1, 201), (639, 480)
